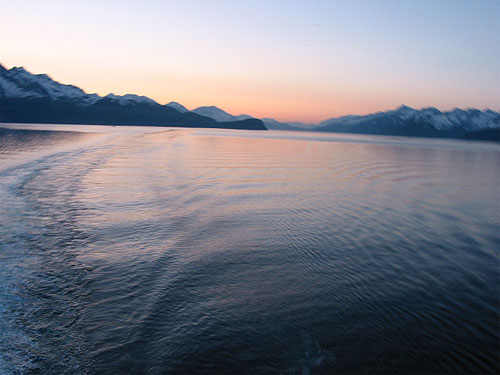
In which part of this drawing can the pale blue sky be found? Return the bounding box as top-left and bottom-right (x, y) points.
(1, 0), (499, 122)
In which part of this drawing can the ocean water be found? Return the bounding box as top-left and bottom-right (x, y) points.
(0, 124), (499, 374)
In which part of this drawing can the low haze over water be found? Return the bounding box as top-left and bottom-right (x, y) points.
(0, 125), (499, 374)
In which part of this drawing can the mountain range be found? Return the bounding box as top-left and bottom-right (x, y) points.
(171, 102), (499, 141)
(177, 104), (500, 141)
(173, 103), (500, 141)
(0, 64), (266, 130)
(169, 91), (499, 142)
(1, 63), (498, 141)
(314, 105), (500, 140)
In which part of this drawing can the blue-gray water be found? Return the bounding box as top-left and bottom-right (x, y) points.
(0, 125), (499, 374)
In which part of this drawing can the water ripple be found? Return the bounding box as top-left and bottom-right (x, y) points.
(0, 126), (499, 374)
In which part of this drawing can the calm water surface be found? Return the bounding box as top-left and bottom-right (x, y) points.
(0, 124), (499, 374)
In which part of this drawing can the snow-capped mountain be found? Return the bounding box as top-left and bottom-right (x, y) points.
(166, 101), (189, 113)
(0, 63), (166, 108)
(315, 105), (500, 140)
(417, 107), (500, 132)
(105, 93), (158, 106)
(166, 102), (253, 122)
(0, 64), (266, 130)
(372, 105), (500, 132)
(0, 64), (99, 104)
(191, 106), (253, 122)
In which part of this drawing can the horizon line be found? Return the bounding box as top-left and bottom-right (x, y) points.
(2, 62), (499, 125)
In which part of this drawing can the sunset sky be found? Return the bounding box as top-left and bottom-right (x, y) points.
(1, 0), (499, 123)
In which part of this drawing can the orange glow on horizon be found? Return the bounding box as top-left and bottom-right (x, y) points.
(2, 57), (499, 124)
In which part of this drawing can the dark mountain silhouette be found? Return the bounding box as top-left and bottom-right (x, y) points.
(168, 100), (499, 141)
(2, 63), (498, 140)
(0, 64), (266, 130)
(314, 105), (500, 141)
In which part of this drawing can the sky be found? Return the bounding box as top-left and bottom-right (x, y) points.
(1, 0), (499, 123)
